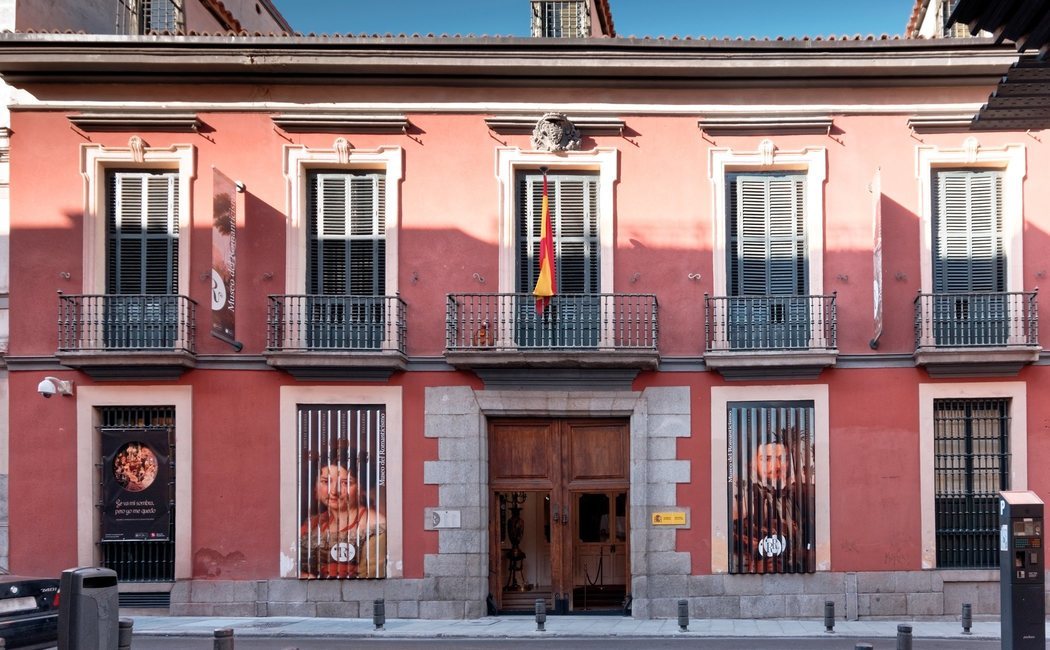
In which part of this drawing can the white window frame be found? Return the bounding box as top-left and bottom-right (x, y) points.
(708, 140), (827, 300)
(283, 143), (401, 299)
(710, 384), (831, 573)
(279, 385), (404, 578)
(918, 381), (1027, 569)
(80, 142), (195, 297)
(915, 138), (1025, 295)
(76, 385), (193, 579)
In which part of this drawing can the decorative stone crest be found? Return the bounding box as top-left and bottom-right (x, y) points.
(531, 113), (581, 152)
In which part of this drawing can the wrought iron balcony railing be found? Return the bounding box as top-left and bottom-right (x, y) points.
(58, 294), (197, 353)
(446, 293), (657, 351)
(914, 291), (1038, 349)
(267, 295), (407, 354)
(704, 294), (837, 352)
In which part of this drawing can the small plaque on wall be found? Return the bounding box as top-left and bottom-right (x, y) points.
(429, 509), (462, 529)
(651, 512), (687, 526)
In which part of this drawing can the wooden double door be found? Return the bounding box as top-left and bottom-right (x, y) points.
(489, 418), (629, 614)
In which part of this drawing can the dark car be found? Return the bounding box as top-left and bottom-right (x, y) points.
(0, 575), (59, 649)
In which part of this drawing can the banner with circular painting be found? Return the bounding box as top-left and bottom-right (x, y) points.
(101, 428), (171, 542)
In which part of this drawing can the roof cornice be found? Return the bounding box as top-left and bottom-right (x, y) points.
(0, 33), (1022, 88)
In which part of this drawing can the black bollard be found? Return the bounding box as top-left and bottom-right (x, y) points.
(961, 602), (972, 634)
(535, 598), (546, 632)
(896, 624), (912, 650)
(214, 628), (234, 650)
(118, 618), (134, 650)
(824, 600), (835, 632)
(677, 599), (689, 632)
(373, 599), (386, 631)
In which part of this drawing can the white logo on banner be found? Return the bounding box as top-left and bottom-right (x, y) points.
(1001, 524), (1009, 552)
(758, 535), (787, 557)
(330, 542), (356, 563)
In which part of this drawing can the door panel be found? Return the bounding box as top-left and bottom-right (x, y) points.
(489, 418), (629, 614)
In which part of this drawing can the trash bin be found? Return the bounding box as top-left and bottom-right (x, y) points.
(57, 567), (119, 650)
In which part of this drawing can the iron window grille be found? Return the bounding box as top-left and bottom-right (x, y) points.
(533, 1), (588, 37)
(98, 406), (175, 583)
(727, 401), (816, 575)
(934, 398), (1010, 568)
(117, 0), (185, 34)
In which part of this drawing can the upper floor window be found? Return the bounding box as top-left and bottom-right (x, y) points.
(532, 0), (588, 37)
(307, 171), (386, 299)
(931, 169), (1004, 295)
(727, 173), (807, 298)
(106, 170), (179, 296)
(119, 0), (185, 34)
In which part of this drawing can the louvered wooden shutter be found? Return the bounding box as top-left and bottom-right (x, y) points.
(516, 172), (599, 294)
(932, 170), (1004, 293)
(106, 171), (179, 295)
(307, 172), (386, 296)
(728, 174), (806, 296)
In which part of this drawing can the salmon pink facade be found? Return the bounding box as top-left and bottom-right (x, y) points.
(0, 21), (1047, 619)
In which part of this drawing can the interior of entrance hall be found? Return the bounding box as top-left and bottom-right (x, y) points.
(489, 418), (630, 614)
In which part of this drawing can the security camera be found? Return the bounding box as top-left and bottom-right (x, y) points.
(37, 376), (73, 398)
(37, 379), (55, 398)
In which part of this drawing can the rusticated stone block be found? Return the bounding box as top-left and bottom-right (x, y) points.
(741, 594), (785, 618)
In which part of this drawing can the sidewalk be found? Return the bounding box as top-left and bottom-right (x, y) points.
(130, 615), (1006, 641)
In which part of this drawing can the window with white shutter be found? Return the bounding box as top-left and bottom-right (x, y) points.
(515, 172), (600, 347)
(306, 171), (386, 349)
(105, 170), (179, 348)
(931, 169), (1007, 346)
(726, 173), (809, 349)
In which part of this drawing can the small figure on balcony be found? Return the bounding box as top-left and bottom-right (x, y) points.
(472, 319), (496, 347)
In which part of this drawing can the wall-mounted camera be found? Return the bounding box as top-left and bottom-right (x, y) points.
(37, 376), (73, 398)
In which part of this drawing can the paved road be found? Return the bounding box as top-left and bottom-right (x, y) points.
(132, 636), (1007, 649)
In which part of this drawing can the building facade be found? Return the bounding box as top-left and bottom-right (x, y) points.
(0, 4), (1046, 620)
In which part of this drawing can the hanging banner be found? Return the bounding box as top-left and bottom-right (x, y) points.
(298, 405), (388, 579)
(101, 428), (171, 542)
(870, 168), (884, 349)
(211, 168), (238, 347)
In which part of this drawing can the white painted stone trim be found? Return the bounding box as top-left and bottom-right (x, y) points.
(282, 144), (402, 299)
(708, 141), (828, 300)
(710, 384), (831, 573)
(76, 385), (193, 578)
(918, 381), (1027, 570)
(495, 147), (618, 296)
(915, 139), (1026, 295)
(79, 142), (196, 296)
(278, 385), (404, 579)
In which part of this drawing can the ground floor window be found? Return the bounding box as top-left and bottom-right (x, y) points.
(934, 398), (1009, 568)
(298, 404), (387, 579)
(98, 406), (175, 582)
(727, 401), (816, 574)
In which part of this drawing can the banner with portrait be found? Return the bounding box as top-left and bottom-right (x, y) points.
(211, 167), (238, 347)
(298, 405), (387, 579)
(727, 401), (816, 574)
(101, 428), (171, 542)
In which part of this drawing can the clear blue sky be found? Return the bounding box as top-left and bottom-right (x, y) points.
(271, 0), (918, 38)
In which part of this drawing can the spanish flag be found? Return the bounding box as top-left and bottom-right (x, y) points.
(533, 172), (556, 315)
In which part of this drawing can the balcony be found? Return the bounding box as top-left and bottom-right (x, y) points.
(264, 295), (407, 380)
(444, 293), (659, 382)
(703, 294), (838, 379)
(914, 291), (1040, 377)
(56, 294), (197, 379)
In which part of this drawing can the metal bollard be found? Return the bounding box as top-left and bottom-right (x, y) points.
(535, 598), (546, 632)
(824, 600), (835, 632)
(854, 644), (874, 650)
(118, 618), (134, 650)
(373, 598), (386, 631)
(214, 627), (234, 650)
(677, 599), (689, 632)
(961, 602), (972, 634)
(896, 624), (912, 650)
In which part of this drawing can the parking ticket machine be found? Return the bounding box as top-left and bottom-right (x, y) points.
(1000, 490), (1045, 650)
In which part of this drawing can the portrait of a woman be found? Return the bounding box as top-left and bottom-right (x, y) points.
(299, 457), (387, 579)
